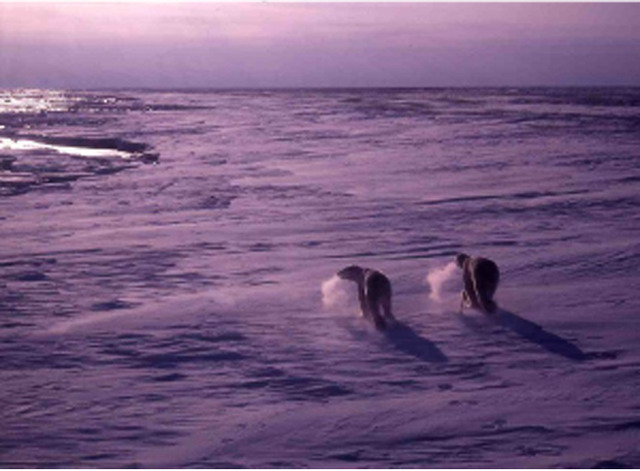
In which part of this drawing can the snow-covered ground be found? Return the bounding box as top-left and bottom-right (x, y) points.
(1, 88), (639, 467)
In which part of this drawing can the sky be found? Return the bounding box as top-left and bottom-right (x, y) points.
(1, 2), (640, 89)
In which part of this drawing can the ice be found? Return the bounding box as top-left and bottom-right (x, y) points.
(0, 137), (133, 159)
(1, 88), (639, 468)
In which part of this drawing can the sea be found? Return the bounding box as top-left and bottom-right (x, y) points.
(1, 88), (639, 468)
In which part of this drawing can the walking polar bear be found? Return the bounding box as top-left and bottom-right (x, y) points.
(335, 255), (499, 329)
(456, 253), (500, 314)
(337, 265), (396, 330)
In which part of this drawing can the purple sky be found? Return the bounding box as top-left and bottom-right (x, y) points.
(1, 3), (640, 88)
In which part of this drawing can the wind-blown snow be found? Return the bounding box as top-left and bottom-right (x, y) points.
(321, 275), (353, 310)
(425, 260), (459, 303)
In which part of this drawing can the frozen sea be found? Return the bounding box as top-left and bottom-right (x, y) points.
(1, 88), (639, 468)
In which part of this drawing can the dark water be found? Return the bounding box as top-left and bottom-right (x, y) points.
(1, 88), (639, 467)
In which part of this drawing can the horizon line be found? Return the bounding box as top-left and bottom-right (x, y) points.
(3, 85), (640, 93)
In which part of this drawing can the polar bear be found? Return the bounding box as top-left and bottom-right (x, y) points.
(337, 265), (395, 330)
(456, 253), (500, 314)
